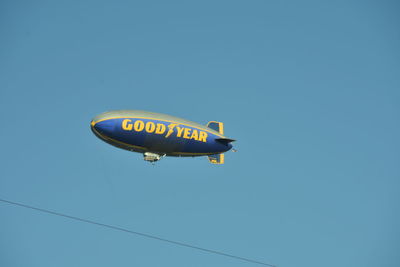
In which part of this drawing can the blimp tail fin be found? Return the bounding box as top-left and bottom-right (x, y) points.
(207, 121), (224, 135)
(208, 154), (225, 164)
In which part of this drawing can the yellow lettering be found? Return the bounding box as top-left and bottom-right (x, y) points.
(176, 126), (185, 137)
(155, 123), (166, 134)
(145, 121), (156, 133)
(165, 124), (178, 138)
(122, 119), (133, 130)
(134, 120), (145, 132)
(183, 128), (192, 139)
(190, 129), (199, 140)
(198, 131), (208, 142)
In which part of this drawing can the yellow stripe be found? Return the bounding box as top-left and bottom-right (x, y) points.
(92, 126), (216, 156)
(92, 127), (146, 151)
(93, 116), (225, 138)
(219, 122), (224, 135)
(171, 151), (215, 156)
(220, 153), (225, 164)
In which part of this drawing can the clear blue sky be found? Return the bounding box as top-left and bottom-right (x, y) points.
(1, 1), (399, 266)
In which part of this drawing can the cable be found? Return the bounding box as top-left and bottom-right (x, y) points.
(0, 198), (276, 267)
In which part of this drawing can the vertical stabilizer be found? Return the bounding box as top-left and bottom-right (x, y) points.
(207, 121), (224, 135)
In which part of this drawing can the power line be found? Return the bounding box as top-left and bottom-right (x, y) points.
(0, 198), (276, 267)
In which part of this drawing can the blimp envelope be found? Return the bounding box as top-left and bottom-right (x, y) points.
(91, 110), (235, 164)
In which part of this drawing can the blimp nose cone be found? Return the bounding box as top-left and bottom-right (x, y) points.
(91, 119), (115, 136)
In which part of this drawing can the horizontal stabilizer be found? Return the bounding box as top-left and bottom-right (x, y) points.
(208, 154), (225, 164)
(215, 138), (236, 145)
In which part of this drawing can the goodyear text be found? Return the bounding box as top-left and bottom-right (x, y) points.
(122, 119), (208, 142)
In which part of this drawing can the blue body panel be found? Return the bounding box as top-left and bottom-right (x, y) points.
(92, 117), (232, 156)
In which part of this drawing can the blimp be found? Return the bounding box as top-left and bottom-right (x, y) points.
(90, 110), (236, 164)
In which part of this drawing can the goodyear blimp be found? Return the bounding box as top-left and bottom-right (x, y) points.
(90, 110), (236, 164)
